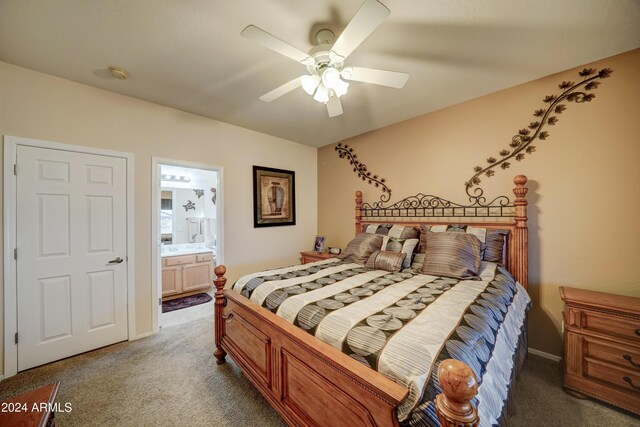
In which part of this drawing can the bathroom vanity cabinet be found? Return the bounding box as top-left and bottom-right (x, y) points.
(162, 252), (214, 300)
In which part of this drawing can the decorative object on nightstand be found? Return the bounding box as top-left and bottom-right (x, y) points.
(560, 286), (640, 415)
(300, 250), (332, 264)
(328, 246), (341, 255)
(313, 236), (326, 253)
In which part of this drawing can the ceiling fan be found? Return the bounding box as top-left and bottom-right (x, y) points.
(241, 0), (409, 117)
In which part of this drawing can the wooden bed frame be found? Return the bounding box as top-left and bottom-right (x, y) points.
(214, 175), (529, 427)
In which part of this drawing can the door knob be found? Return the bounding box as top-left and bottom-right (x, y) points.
(108, 257), (124, 264)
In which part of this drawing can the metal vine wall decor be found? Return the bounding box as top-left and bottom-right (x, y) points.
(465, 67), (613, 198)
(335, 143), (392, 202)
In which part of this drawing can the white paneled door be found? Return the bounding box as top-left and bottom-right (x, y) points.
(16, 146), (128, 371)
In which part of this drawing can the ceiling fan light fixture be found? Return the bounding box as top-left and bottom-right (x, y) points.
(334, 79), (349, 97)
(301, 74), (321, 95)
(321, 67), (341, 89)
(313, 84), (329, 103)
(241, 0), (407, 117)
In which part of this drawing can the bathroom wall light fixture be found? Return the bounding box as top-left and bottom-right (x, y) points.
(162, 174), (191, 183)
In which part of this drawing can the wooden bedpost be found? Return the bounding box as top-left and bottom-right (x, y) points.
(355, 190), (363, 235)
(511, 175), (528, 288)
(214, 264), (227, 365)
(435, 359), (479, 427)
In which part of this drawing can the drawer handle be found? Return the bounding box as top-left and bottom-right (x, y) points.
(623, 354), (640, 368)
(636, 328), (640, 337)
(623, 376), (640, 391)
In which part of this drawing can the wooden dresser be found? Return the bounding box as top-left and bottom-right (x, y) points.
(560, 286), (640, 415)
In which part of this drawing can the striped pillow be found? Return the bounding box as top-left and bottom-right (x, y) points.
(338, 233), (384, 265)
(483, 229), (509, 262)
(419, 224), (508, 263)
(365, 250), (407, 272)
(420, 232), (483, 280)
(382, 237), (419, 268)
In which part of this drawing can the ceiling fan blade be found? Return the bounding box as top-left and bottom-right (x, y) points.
(326, 96), (344, 117)
(330, 0), (390, 60)
(259, 77), (302, 102)
(344, 67), (409, 88)
(241, 25), (313, 64)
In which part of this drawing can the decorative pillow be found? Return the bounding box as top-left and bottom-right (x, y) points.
(338, 233), (384, 265)
(365, 250), (406, 272)
(365, 224), (419, 239)
(411, 253), (425, 270)
(365, 223), (392, 235)
(418, 224), (431, 252)
(420, 232), (483, 280)
(483, 229), (509, 262)
(382, 237), (419, 268)
(419, 224), (508, 263)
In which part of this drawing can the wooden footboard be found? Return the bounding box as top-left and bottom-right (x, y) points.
(214, 266), (479, 427)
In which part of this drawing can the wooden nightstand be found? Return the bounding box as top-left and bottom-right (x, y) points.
(300, 251), (332, 264)
(0, 382), (60, 426)
(560, 286), (640, 415)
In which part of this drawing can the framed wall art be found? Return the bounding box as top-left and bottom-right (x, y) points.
(253, 165), (296, 227)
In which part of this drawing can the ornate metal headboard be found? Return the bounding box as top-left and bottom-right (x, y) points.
(354, 175), (529, 288)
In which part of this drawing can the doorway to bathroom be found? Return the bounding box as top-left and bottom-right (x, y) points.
(151, 158), (223, 332)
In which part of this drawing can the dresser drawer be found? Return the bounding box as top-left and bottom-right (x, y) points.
(585, 357), (640, 395)
(585, 337), (640, 371)
(164, 255), (196, 266)
(577, 309), (640, 342)
(196, 253), (213, 263)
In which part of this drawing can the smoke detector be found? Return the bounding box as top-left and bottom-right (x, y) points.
(108, 66), (129, 80)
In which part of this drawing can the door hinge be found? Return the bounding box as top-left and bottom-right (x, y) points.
(13, 164), (17, 176)
(158, 297), (162, 306)
(14, 248), (17, 260)
(14, 332), (18, 344)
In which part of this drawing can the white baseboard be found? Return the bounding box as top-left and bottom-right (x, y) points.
(528, 347), (561, 362)
(0, 375), (4, 381)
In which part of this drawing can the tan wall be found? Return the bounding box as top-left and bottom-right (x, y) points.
(318, 48), (640, 357)
(0, 62), (317, 375)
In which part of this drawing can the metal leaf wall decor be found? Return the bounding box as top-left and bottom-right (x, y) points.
(465, 67), (613, 198)
(335, 143), (392, 202)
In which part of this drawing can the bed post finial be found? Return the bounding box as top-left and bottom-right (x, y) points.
(512, 175), (528, 288)
(435, 359), (479, 427)
(355, 190), (363, 235)
(214, 264), (227, 365)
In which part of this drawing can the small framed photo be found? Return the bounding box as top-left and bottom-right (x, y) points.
(313, 236), (326, 253)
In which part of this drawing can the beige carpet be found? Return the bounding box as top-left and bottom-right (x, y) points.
(1, 313), (638, 426)
(0, 315), (285, 427)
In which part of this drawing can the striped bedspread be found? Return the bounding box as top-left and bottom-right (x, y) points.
(232, 259), (530, 426)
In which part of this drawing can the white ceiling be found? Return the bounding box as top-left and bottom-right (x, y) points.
(1, 0), (639, 147)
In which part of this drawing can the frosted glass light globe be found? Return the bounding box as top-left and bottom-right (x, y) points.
(321, 67), (340, 89)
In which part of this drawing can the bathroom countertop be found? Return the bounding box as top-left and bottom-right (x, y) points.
(161, 248), (214, 257)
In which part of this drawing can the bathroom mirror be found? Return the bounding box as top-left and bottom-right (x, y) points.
(160, 188), (208, 244)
